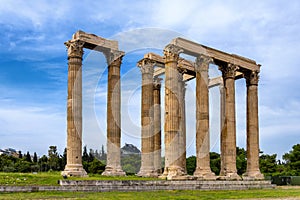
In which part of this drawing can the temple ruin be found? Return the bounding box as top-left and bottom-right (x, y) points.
(62, 31), (264, 181)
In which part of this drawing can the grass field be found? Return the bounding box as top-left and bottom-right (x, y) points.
(0, 188), (300, 200)
(1, 172), (300, 199)
(0, 172), (157, 186)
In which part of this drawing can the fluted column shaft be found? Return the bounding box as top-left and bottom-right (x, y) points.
(178, 79), (186, 173)
(102, 53), (125, 176)
(137, 59), (157, 177)
(62, 40), (87, 177)
(219, 63), (240, 180)
(243, 71), (264, 180)
(153, 78), (162, 174)
(162, 44), (185, 179)
(194, 55), (215, 180)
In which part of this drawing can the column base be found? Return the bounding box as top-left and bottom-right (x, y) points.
(61, 164), (88, 177)
(193, 168), (216, 180)
(217, 172), (241, 180)
(159, 166), (186, 180)
(102, 166), (126, 176)
(242, 171), (264, 180)
(137, 168), (158, 178)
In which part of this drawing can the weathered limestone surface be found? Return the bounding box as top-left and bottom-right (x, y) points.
(0, 180), (275, 192)
(63, 31), (125, 177)
(170, 37), (259, 72)
(219, 63), (241, 180)
(62, 40), (87, 177)
(137, 59), (157, 177)
(63, 31), (264, 182)
(72, 30), (119, 51)
(161, 44), (186, 180)
(193, 55), (216, 180)
(153, 78), (162, 174)
(178, 77), (187, 173)
(102, 53), (125, 176)
(243, 71), (264, 180)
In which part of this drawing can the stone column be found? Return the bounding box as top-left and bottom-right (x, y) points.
(193, 55), (216, 180)
(219, 82), (226, 176)
(137, 59), (157, 177)
(62, 40), (87, 177)
(102, 51), (125, 176)
(219, 63), (241, 180)
(160, 44), (185, 180)
(243, 71), (264, 180)
(153, 77), (162, 174)
(178, 72), (187, 173)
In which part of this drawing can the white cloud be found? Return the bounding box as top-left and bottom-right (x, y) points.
(0, 0), (299, 159)
(0, 105), (65, 155)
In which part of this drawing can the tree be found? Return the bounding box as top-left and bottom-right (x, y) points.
(236, 147), (247, 175)
(82, 145), (89, 162)
(18, 151), (22, 159)
(48, 146), (60, 170)
(60, 148), (67, 170)
(186, 156), (196, 175)
(259, 153), (278, 176)
(88, 158), (105, 174)
(210, 152), (220, 175)
(25, 151), (32, 162)
(282, 144), (300, 175)
(121, 154), (141, 174)
(33, 152), (38, 163)
(88, 149), (95, 162)
(38, 155), (49, 172)
(100, 144), (107, 160)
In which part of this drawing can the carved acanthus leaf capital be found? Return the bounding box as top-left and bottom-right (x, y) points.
(163, 44), (183, 62)
(220, 63), (239, 79)
(245, 70), (259, 86)
(195, 54), (213, 72)
(153, 77), (162, 90)
(105, 50), (125, 66)
(140, 58), (155, 75)
(65, 40), (85, 58)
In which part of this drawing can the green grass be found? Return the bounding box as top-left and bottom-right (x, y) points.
(0, 188), (300, 199)
(0, 172), (158, 186)
(1, 172), (300, 199)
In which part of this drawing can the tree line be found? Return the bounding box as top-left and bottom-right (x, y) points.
(0, 144), (299, 177)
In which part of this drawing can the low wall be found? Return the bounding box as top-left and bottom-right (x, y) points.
(0, 180), (275, 192)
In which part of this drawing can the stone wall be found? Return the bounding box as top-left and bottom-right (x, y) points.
(0, 180), (274, 192)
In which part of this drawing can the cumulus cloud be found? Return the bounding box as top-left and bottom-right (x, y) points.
(0, 0), (299, 158)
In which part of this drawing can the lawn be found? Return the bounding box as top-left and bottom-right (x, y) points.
(1, 172), (300, 199)
(0, 188), (300, 200)
(0, 172), (158, 186)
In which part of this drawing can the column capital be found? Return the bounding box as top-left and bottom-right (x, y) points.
(245, 70), (259, 86)
(105, 50), (125, 66)
(65, 40), (85, 58)
(140, 59), (155, 75)
(153, 77), (162, 90)
(163, 44), (183, 62)
(220, 63), (239, 79)
(195, 54), (213, 72)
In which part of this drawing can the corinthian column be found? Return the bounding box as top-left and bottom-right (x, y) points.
(178, 70), (187, 173)
(219, 63), (241, 180)
(243, 70), (264, 180)
(137, 59), (157, 177)
(102, 51), (125, 176)
(193, 55), (216, 180)
(62, 40), (87, 177)
(153, 77), (162, 174)
(160, 44), (186, 180)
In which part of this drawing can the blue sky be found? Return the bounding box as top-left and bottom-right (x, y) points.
(0, 0), (299, 159)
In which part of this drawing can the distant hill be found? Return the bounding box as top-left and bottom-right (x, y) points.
(121, 143), (141, 155)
